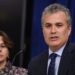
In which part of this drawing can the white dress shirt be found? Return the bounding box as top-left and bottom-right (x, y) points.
(47, 44), (66, 75)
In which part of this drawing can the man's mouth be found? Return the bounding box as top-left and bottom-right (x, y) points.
(50, 36), (58, 41)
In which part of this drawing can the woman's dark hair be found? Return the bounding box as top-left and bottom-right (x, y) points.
(0, 31), (13, 49)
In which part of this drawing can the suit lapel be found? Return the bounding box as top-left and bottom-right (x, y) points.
(40, 51), (48, 75)
(58, 43), (74, 75)
(39, 43), (74, 75)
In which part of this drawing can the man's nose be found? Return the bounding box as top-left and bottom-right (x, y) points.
(51, 26), (56, 33)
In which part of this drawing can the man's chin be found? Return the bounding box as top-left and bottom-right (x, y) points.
(49, 44), (61, 50)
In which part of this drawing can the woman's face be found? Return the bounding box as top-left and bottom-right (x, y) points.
(0, 36), (9, 63)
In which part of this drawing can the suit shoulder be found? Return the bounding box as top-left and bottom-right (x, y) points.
(28, 51), (48, 66)
(30, 51), (47, 62)
(69, 43), (75, 50)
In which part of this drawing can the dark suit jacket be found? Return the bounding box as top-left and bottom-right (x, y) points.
(28, 43), (75, 75)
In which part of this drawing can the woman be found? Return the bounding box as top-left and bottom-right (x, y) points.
(0, 31), (27, 75)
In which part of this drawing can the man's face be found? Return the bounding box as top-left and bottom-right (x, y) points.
(42, 11), (71, 51)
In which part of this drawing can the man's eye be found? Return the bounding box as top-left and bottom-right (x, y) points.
(44, 23), (51, 28)
(56, 23), (63, 27)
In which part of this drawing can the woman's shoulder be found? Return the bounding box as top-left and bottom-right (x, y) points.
(6, 62), (28, 75)
(9, 65), (28, 75)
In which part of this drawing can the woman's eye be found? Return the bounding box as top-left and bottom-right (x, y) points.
(0, 44), (6, 48)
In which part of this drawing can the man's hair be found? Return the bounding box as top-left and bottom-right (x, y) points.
(42, 3), (72, 26)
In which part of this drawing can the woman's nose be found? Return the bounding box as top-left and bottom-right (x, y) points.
(0, 49), (2, 52)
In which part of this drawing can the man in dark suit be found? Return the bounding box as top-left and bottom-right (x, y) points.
(28, 3), (75, 75)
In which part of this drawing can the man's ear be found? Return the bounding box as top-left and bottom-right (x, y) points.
(68, 26), (71, 36)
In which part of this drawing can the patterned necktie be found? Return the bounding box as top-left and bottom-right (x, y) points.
(48, 53), (57, 75)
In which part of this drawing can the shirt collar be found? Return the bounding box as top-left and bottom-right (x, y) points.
(49, 44), (66, 57)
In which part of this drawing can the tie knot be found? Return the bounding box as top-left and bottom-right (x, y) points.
(49, 53), (57, 59)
